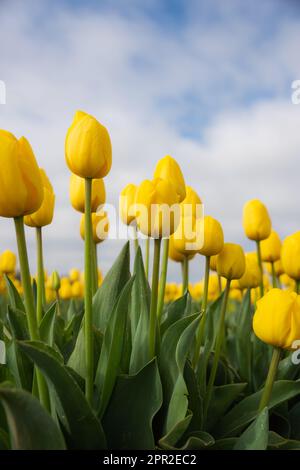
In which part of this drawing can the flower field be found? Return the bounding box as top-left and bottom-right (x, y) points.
(0, 112), (300, 452)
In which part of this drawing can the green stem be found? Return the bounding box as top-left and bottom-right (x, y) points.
(84, 178), (94, 405)
(94, 242), (99, 290)
(192, 256), (210, 369)
(145, 237), (150, 280)
(133, 225), (139, 253)
(91, 241), (98, 296)
(157, 238), (170, 324)
(204, 278), (231, 424)
(296, 280), (300, 294)
(256, 240), (264, 297)
(258, 347), (281, 412)
(271, 262), (277, 289)
(55, 290), (62, 317)
(36, 227), (45, 324)
(181, 256), (189, 295)
(149, 238), (161, 359)
(14, 217), (49, 410)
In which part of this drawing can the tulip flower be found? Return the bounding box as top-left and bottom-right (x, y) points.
(69, 268), (80, 283)
(204, 243), (246, 423)
(260, 230), (281, 287)
(238, 253), (262, 290)
(153, 155), (186, 203)
(0, 250), (16, 274)
(72, 280), (84, 299)
(135, 177), (180, 358)
(281, 232), (300, 293)
(59, 279), (73, 300)
(24, 169), (55, 324)
(0, 130), (48, 409)
(69, 173), (106, 213)
(253, 289), (300, 411)
(119, 183), (139, 255)
(65, 111), (112, 179)
(66, 111), (112, 404)
(243, 199), (271, 297)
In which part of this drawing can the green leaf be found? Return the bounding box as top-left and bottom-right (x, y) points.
(183, 361), (203, 433)
(7, 305), (29, 340)
(102, 359), (162, 449)
(179, 432), (215, 450)
(39, 303), (56, 346)
(93, 242), (130, 331)
(129, 248), (151, 374)
(208, 383), (247, 432)
(19, 341), (106, 449)
(159, 313), (200, 433)
(217, 380), (300, 438)
(6, 341), (33, 391)
(234, 289), (253, 384)
(158, 413), (193, 449)
(268, 431), (300, 450)
(68, 323), (102, 379)
(160, 293), (191, 336)
(233, 407), (269, 450)
(95, 276), (135, 417)
(289, 401), (300, 439)
(4, 275), (25, 312)
(0, 386), (65, 449)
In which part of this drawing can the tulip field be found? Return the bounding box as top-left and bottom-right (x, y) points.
(1, 112), (300, 453)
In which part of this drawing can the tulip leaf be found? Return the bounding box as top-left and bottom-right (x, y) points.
(233, 407), (269, 450)
(102, 359), (162, 449)
(159, 313), (199, 434)
(0, 386), (66, 449)
(95, 276), (135, 417)
(234, 289), (253, 384)
(67, 323), (102, 379)
(207, 383), (247, 432)
(268, 431), (300, 450)
(4, 275), (25, 313)
(93, 242), (130, 331)
(7, 305), (29, 340)
(158, 413), (193, 449)
(160, 292), (191, 336)
(129, 247), (151, 374)
(39, 302), (57, 346)
(183, 361), (203, 434)
(19, 340), (106, 449)
(217, 380), (300, 438)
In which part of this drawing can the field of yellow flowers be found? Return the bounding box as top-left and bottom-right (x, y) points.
(0, 111), (300, 451)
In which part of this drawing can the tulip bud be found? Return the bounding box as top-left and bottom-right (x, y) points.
(59, 281), (72, 300)
(65, 111), (112, 179)
(24, 169), (55, 227)
(281, 231), (300, 281)
(210, 255), (218, 271)
(69, 173), (106, 213)
(243, 199), (272, 241)
(217, 243), (246, 280)
(51, 270), (61, 291)
(239, 253), (262, 290)
(168, 233), (195, 262)
(260, 230), (281, 262)
(153, 155), (186, 202)
(135, 178), (179, 238)
(0, 250), (16, 274)
(0, 131), (43, 218)
(69, 268), (80, 283)
(180, 186), (202, 219)
(253, 289), (300, 349)
(198, 215), (224, 257)
(172, 215), (203, 255)
(119, 183), (137, 225)
(71, 280), (83, 298)
(80, 211), (109, 244)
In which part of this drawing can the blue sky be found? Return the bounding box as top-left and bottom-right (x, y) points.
(0, 0), (300, 281)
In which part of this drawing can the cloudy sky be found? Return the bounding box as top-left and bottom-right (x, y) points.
(0, 0), (300, 281)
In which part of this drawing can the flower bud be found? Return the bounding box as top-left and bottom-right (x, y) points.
(119, 183), (137, 225)
(69, 174), (106, 213)
(0, 250), (16, 274)
(217, 243), (246, 280)
(69, 268), (80, 283)
(243, 199), (271, 241)
(281, 232), (300, 281)
(239, 253), (262, 290)
(153, 155), (186, 202)
(260, 230), (281, 262)
(80, 211), (109, 244)
(253, 289), (300, 349)
(65, 111), (112, 179)
(51, 270), (61, 291)
(24, 169), (55, 227)
(198, 215), (224, 257)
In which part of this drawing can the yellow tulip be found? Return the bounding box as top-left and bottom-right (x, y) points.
(239, 253), (262, 290)
(71, 280), (83, 298)
(46, 286), (55, 303)
(243, 199), (271, 241)
(180, 186), (202, 219)
(0, 131), (43, 218)
(210, 255), (218, 271)
(172, 215), (203, 255)
(260, 230), (281, 262)
(281, 232), (300, 281)
(80, 211), (109, 244)
(198, 215), (224, 257)
(230, 289), (243, 301)
(24, 169), (55, 227)
(0, 250), (16, 274)
(59, 281), (72, 300)
(153, 155), (186, 202)
(69, 173), (106, 213)
(169, 234), (185, 262)
(253, 289), (300, 349)
(217, 243), (246, 280)
(65, 110), (112, 179)
(69, 268), (80, 283)
(119, 183), (137, 225)
(135, 178), (179, 238)
(280, 273), (295, 288)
